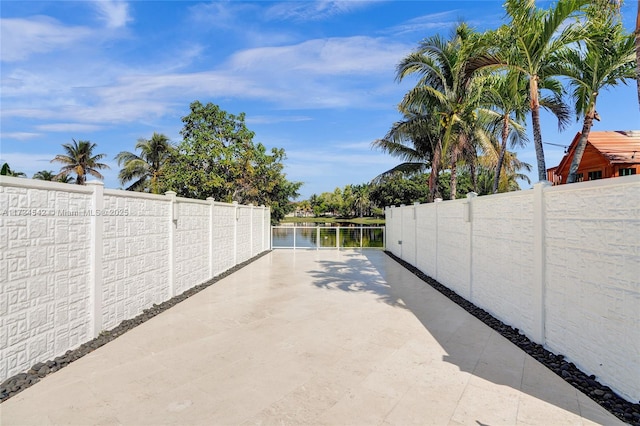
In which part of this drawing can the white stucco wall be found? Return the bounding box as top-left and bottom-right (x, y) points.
(0, 177), (270, 382)
(385, 176), (640, 402)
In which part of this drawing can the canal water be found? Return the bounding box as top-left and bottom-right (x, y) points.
(272, 225), (384, 249)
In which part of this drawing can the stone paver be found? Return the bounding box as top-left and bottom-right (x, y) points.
(0, 250), (624, 425)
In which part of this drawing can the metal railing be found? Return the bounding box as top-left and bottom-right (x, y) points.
(271, 225), (385, 249)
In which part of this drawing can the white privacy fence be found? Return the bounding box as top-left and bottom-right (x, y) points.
(0, 176), (270, 382)
(385, 177), (640, 403)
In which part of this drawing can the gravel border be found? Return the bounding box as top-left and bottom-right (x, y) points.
(0, 250), (271, 404)
(384, 250), (639, 426)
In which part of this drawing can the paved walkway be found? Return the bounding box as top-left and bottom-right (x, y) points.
(1, 250), (623, 425)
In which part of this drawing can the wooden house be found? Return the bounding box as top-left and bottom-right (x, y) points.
(546, 130), (640, 185)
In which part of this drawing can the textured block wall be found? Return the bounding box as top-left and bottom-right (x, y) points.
(544, 179), (640, 402)
(174, 200), (210, 295)
(0, 182), (93, 382)
(435, 200), (470, 299)
(472, 192), (537, 337)
(400, 206), (417, 266)
(415, 204), (437, 277)
(102, 193), (171, 330)
(236, 206), (252, 264)
(252, 206), (264, 257)
(0, 177), (270, 382)
(385, 176), (640, 402)
(212, 203), (236, 275)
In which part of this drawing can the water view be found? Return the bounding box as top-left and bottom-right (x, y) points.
(272, 225), (384, 249)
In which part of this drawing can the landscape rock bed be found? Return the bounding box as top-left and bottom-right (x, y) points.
(0, 251), (270, 403)
(385, 251), (640, 426)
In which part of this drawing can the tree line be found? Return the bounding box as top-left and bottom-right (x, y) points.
(296, 165), (527, 218)
(2, 101), (301, 223)
(374, 0), (637, 202)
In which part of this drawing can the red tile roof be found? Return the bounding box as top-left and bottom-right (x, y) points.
(584, 131), (640, 164)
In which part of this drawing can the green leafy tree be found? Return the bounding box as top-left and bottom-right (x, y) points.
(115, 132), (173, 193)
(164, 101), (301, 223)
(51, 139), (109, 185)
(0, 163), (26, 177)
(369, 173), (430, 208)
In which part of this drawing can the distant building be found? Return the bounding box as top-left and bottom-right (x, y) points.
(547, 130), (640, 185)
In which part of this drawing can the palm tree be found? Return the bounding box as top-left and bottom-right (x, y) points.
(351, 184), (371, 217)
(115, 133), (172, 194)
(477, 136), (533, 193)
(474, 0), (588, 182)
(51, 139), (109, 185)
(480, 72), (530, 193)
(394, 24), (485, 201)
(0, 163), (26, 177)
(372, 108), (438, 181)
(557, 10), (636, 183)
(56, 175), (76, 184)
(33, 170), (56, 181)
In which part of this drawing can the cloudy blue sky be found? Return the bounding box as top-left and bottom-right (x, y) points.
(1, 0), (638, 199)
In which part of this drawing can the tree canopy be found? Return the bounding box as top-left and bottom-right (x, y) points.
(163, 101), (301, 223)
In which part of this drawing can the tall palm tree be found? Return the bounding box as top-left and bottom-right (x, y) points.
(480, 72), (530, 193)
(51, 139), (109, 185)
(556, 10), (636, 183)
(115, 133), (172, 194)
(473, 0), (588, 182)
(480, 69), (570, 193)
(395, 24), (485, 201)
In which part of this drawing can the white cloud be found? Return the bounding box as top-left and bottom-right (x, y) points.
(93, 0), (132, 29)
(386, 11), (460, 36)
(2, 34), (409, 125)
(229, 36), (407, 76)
(0, 132), (41, 141)
(246, 115), (313, 125)
(36, 123), (104, 132)
(266, 1), (378, 22)
(0, 16), (91, 62)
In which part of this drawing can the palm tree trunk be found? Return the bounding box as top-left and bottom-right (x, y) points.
(428, 143), (442, 202)
(450, 148), (458, 200)
(530, 76), (547, 182)
(470, 156), (477, 194)
(567, 107), (596, 184)
(493, 115), (511, 193)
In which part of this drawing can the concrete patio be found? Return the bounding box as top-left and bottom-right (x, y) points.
(0, 250), (623, 425)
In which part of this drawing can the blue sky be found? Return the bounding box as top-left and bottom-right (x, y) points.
(1, 0), (638, 199)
